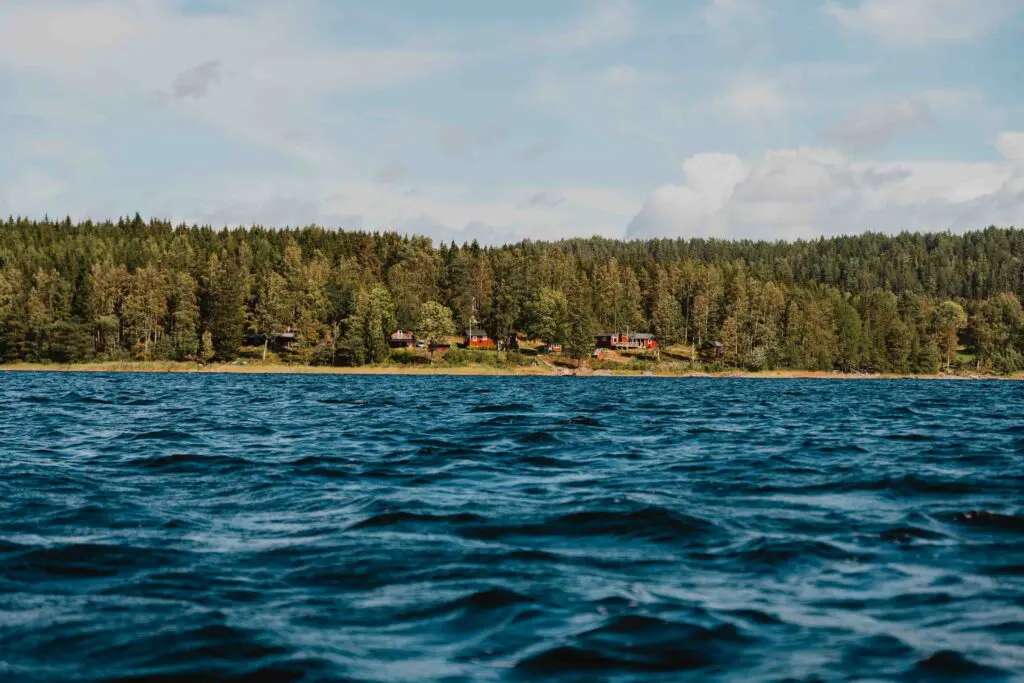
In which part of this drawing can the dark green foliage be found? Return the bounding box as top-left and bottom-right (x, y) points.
(1, 216), (1023, 372)
(565, 276), (595, 366)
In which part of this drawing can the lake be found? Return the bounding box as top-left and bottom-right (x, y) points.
(1, 373), (1022, 681)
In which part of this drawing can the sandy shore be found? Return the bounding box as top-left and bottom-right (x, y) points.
(0, 361), (1018, 380)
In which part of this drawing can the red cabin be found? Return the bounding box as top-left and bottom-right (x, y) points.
(595, 332), (658, 350)
(388, 329), (416, 349)
(463, 328), (495, 349)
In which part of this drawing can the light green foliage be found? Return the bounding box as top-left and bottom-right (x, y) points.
(416, 301), (456, 360)
(935, 300), (968, 370)
(342, 285), (395, 365)
(523, 287), (569, 345)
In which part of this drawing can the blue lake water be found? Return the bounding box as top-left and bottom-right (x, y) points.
(1, 372), (1023, 682)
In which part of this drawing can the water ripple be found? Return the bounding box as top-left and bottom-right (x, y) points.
(1, 373), (1023, 681)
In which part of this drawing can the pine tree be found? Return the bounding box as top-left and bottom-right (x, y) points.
(565, 277), (594, 368)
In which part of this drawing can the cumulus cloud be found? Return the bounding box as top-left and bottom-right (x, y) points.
(824, 97), (933, 152)
(627, 134), (1024, 241)
(825, 0), (1012, 45)
(172, 59), (221, 99)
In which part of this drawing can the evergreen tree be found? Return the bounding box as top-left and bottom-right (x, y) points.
(203, 252), (246, 360)
(935, 300), (968, 371)
(565, 277), (594, 367)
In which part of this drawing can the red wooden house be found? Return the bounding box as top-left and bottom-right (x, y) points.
(462, 327), (495, 349)
(388, 329), (416, 349)
(595, 332), (658, 350)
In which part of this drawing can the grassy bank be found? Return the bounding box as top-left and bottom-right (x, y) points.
(1, 360), (1019, 380)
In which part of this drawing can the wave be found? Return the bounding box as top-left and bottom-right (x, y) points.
(349, 510), (487, 530)
(703, 537), (863, 567)
(138, 452), (252, 470)
(558, 416), (601, 427)
(516, 615), (750, 674)
(461, 506), (717, 544)
(470, 403), (533, 413)
(905, 650), (1009, 680)
(952, 510), (1024, 533)
(130, 429), (194, 441)
(4, 372), (1023, 680)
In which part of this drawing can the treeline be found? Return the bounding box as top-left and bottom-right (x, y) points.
(1, 215), (1024, 373)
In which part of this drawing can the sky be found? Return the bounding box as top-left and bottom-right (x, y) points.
(0, 0), (1022, 245)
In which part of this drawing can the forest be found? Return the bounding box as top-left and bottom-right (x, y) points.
(2, 215), (1024, 374)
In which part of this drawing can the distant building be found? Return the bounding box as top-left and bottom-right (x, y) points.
(389, 329), (416, 349)
(273, 331), (299, 350)
(539, 342), (562, 354)
(595, 332), (658, 350)
(244, 331), (299, 351)
(463, 327), (495, 349)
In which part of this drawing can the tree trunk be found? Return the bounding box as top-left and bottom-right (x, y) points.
(262, 337), (268, 361)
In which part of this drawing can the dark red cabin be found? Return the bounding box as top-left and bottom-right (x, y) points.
(463, 328), (495, 349)
(389, 329), (416, 349)
(595, 332), (658, 350)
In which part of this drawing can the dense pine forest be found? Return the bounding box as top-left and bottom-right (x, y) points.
(2, 215), (1024, 373)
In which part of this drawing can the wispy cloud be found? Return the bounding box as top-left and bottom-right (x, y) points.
(825, 0), (1011, 45)
(824, 96), (934, 152)
(373, 161), (410, 185)
(717, 78), (797, 121)
(172, 59), (222, 99)
(540, 0), (635, 51)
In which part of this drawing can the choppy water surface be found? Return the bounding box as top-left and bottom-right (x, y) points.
(1, 373), (1023, 682)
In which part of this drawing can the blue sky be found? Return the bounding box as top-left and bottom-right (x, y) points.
(1, 0), (1022, 243)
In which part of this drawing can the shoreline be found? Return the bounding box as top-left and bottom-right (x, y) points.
(0, 361), (1018, 380)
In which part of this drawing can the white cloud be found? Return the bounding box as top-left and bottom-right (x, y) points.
(997, 132), (1024, 166)
(11, 163), (645, 245)
(0, 1), (456, 166)
(825, 0), (1011, 45)
(172, 60), (222, 99)
(626, 153), (750, 238)
(373, 162), (410, 185)
(541, 0), (635, 51)
(602, 65), (641, 87)
(436, 125), (507, 157)
(703, 0), (762, 30)
(0, 170), (68, 217)
(824, 96), (933, 152)
(717, 78), (795, 121)
(627, 134), (1024, 240)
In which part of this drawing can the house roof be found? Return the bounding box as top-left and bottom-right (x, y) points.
(464, 328), (488, 336)
(595, 332), (656, 340)
(390, 329), (415, 339)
